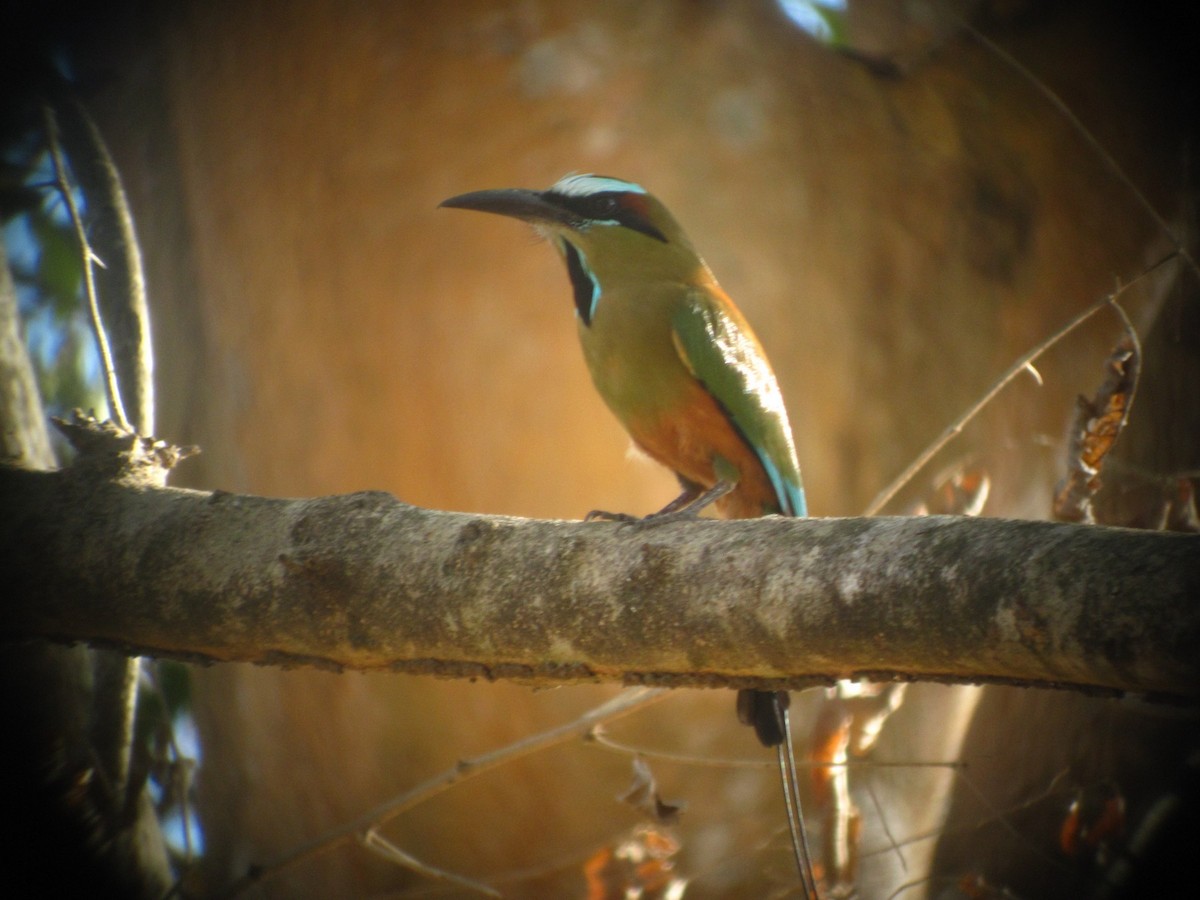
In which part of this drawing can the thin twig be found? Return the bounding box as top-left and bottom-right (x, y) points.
(220, 687), (668, 898)
(361, 828), (502, 897)
(1106, 294), (1144, 445)
(48, 89), (155, 434)
(864, 254), (1177, 515)
(588, 726), (966, 772)
(864, 776), (908, 874)
(41, 104), (130, 432)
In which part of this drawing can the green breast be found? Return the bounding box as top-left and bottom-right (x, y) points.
(576, 280), (694, 427)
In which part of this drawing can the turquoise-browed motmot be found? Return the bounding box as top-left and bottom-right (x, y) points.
(441, 174), (815, 895)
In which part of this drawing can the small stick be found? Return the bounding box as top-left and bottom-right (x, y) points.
(41, 104), (130, 432)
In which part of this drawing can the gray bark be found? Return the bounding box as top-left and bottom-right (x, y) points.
(4, 442), (1197, 700)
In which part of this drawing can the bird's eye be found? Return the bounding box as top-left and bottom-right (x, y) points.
(590, 195), (619, 218)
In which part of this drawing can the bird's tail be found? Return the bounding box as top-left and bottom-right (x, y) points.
(778, 698), (818, 899)
(738, 688), (818, 898)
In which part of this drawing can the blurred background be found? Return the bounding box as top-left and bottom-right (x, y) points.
(3, 0), (1198, 896)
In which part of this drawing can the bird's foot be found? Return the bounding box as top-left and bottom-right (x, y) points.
(583, 509), (641, 524)
(583, 506), (704, 527)
(583, 481), (735, 526)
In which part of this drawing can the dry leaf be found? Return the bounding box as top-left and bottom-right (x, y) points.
(619, 756), (683, 825)
(1054, 337), (1138, 523)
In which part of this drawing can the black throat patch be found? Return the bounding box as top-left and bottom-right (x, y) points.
(561, 241), (597, 325)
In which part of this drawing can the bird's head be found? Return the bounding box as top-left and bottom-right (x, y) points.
(441, 174), (710, 324)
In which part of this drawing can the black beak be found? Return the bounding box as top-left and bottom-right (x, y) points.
(439, 188), (576, 228)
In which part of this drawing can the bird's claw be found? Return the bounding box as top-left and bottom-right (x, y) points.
(583, 507), (702, 526)
(583, 509), (641, 524)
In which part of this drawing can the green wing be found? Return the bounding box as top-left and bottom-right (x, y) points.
(670, 291), (806, 516)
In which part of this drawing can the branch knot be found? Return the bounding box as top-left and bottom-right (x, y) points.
(52, 409), (198, 485)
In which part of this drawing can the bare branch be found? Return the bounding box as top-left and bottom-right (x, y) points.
(41, 105), (130, 431)
(42, 90), (155, 434)
(3, 452), (1197, 700)
(360, 829), (502, 897)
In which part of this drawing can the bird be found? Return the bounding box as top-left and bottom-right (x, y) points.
(441, 174), (816, 896)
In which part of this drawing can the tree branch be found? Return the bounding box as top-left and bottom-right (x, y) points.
(42, 105), (131, 432)
(43, 89), (155, 434)
(4, 447), (1197, 700)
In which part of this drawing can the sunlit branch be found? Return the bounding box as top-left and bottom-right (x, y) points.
(41, 105), (130, 432)
(5, 436), (1198, 701)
